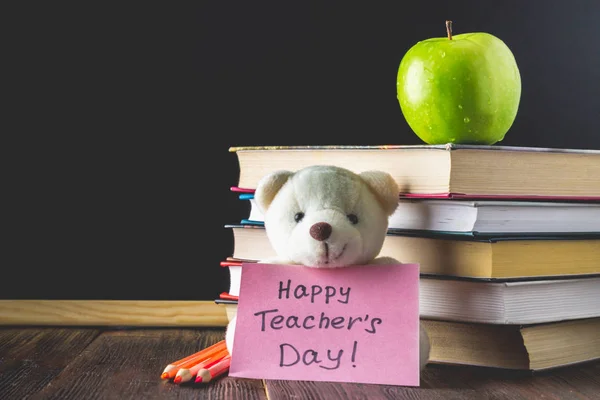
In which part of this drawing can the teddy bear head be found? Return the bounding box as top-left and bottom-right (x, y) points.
(254, 165), (399, 267)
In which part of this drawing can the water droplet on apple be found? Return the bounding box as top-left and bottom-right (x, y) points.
(457, 104), (463, 109)
(464, 117), (470, 123)
(440, 51), (446, 58)
(449, 138), (456, 142)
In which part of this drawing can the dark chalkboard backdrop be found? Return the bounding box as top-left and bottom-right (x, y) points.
(5, 1), (600, 300)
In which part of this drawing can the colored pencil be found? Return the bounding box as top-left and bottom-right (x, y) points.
(195, 355), (232, 383)
(161, 340), (225, 379)
(174, 347), (229, 384)
(160, 340), (226, 379)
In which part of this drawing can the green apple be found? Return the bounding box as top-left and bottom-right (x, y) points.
(396, 22), (521, 145)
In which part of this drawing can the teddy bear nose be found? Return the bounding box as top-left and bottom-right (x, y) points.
(310, 222), (332, 241)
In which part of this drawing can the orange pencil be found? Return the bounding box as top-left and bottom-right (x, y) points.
(160, 340), (226, 379)
(174, 347), (229, 384)
(195, 355), (232, 383)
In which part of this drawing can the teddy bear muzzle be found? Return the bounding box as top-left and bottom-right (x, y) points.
(309, 222), (332, 241)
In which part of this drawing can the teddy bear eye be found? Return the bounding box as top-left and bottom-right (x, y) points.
(347, 214), (359, 224)
(294, 212), (305, 223)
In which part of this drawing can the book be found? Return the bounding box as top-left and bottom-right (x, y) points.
(212, 298), (600, 370)
(217, 265), (600, 324)
(225, 225), (600, 279)
(238, 194), (600, 236)
(219, 260), (242, 300)
(424, 318), (600, 370)
(229, 144), (600, 199)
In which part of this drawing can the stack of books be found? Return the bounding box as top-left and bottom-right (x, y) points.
(218, 144), (600, 371)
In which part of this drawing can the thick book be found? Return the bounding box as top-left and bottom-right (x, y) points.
(229, 144), (600, 199)
(219, 263), (600, 324)
(213, 299), (600, 370)
(225, 225), (600, 279)
(424, 318), (600, 370)
(237, 194), (600, 236)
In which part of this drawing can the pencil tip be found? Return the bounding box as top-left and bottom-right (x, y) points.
(160, 372), (169, 380)
(174, 376), (182, 384)
(195, 376), (203, 383)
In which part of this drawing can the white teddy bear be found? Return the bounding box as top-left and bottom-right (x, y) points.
(226, 165), (430, 370)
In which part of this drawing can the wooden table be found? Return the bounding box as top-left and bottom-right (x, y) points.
(1, 327), (599, 400)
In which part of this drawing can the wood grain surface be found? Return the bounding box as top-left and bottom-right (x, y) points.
(0, 328), (100, 400)
(0, 327), (599, 400)
(264, 362), (600, 400)
(0, 300), (228, 327)
(28, 328), (266, 400)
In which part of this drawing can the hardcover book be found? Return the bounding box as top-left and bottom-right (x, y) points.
(225, 225), (600, 279)
(218, 264), (600, 325)
(236, 193), (600, 236)
(230, 144), (600, 199)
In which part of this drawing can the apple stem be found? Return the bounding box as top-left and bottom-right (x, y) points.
(446, 20), (453, 40)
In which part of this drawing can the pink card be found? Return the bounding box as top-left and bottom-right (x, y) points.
(229, 263), (420, 386)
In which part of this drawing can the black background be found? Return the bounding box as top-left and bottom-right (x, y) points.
(4, 1), (599, 300)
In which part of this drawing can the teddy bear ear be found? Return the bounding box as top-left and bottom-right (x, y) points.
(359, 171), (399, 216)
(255, 170), (294, 213)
